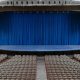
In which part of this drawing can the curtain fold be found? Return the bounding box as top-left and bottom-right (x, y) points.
(0, 12), (80, 45)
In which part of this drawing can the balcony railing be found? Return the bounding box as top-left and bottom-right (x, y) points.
(0, 0), (80, 7)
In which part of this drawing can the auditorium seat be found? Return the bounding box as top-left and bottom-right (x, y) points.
(0, 55), (37, 80)
(45, 55), (80, 80)
(0, 54), (7, 63)
(74, 54), (80, 61)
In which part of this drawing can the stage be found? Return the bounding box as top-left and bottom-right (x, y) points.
(0, 45), (80, 52)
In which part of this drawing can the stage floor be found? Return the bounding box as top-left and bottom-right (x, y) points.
(0, 45), (80, 51)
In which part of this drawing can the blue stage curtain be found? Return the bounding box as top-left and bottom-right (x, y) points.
(0, 11), (80, 45)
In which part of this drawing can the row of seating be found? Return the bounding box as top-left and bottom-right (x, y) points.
(74, 54), (80, 61)
(0, 54), (7, 62)
(0, 55), (37, 80)
(45, 55), (80, 80)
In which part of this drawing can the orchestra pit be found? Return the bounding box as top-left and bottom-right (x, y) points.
(0, 0), (80, 80)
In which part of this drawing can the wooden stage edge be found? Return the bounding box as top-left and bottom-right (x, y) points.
(0, 6), (80, 12)
(0, 50), (80, 55)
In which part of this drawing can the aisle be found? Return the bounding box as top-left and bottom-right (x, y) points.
(36, 57), (47, 80)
